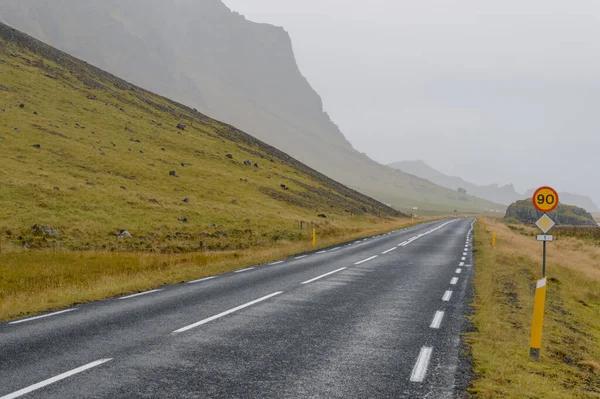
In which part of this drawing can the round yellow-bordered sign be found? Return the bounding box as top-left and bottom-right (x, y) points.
(532, 186), (559, 213)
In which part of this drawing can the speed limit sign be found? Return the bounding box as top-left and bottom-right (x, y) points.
(532, 186), (559, 213)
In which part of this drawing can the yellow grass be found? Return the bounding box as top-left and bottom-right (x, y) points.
(468, 219), (600, 398)
(0, 218), (422, 322)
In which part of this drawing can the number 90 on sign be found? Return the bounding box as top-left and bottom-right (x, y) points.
(532, 186), (559, 213)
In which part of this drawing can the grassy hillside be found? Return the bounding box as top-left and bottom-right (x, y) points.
(0, 22), (404, 254)
(0, 1), (504, 213)
(469, 220), (599, 398)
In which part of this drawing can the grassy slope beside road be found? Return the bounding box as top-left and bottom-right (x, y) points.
(468, 220), (600, 398)
(0, 23), (419, 321)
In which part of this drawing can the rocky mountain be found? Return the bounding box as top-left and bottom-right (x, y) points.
(389, 160), (523, 205)
(0, 0), (502, 213)
(390, 160), (600, 213)
(0, 21), (401, 251)
(505, 200), (597, 226)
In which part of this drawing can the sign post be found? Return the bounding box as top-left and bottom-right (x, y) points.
(529, 186), (559, 361)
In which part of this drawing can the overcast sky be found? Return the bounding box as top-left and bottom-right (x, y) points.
(223, 0), (600, 203)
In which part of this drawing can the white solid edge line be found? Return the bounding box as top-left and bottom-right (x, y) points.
(316, 250), (327, 254)
(354, 255), (378, 265)
(268, 261), (284, 265)
(301, 267), (347, 285)
(410, 347), (433, 382)
(381, 247), (397, 254)
(0, 358), (113, 399)
(330, 247), (341, 251)
(294, 255), (308, 259)
(187, 276), (217, 284)
(430, 311), (444, 329)
(119, 289), (164, 300)
(459, 262), (465, 267)
(537, 277), (547, 289)
(450, 277), (459, 285)
(234, 267), (255, 273)
(456, 268), (462, 274)
(442, 290), (453, 301)
(8, 308), (78, 325)
(173, 291), (283, 333)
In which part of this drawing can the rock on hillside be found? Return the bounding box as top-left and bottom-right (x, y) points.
(505, 200), (597, 226)
(0, 0), (503, 212)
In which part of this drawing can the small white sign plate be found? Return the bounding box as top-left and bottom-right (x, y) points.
(537, 235), (553, 242)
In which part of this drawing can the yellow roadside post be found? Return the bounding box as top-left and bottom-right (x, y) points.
(312, 228), (316, 247)
(530, 277), (547, 361)
(491, 232), (497, 247)
(528, 186), (559, 361)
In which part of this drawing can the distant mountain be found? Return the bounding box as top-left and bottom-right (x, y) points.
(389, 160), (523, 205)
(0, 0), (503, 213)
(390, 160), (600, 213)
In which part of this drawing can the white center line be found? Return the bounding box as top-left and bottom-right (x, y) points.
(354, 255), (378, 265)
(429, 310), (445, 329)
(410, 347), (433, 382)
(187, 276), (217, 284)
(450, 277), (459, 285)
(119, 289), (164, 300)
(8, 308), (78, 325)
(301, 267), (347, 285)
(456, 268), (462, 274)
(381, 247), (397, 254)
(173, 292), (283, 333)
(442, 290), (453, 301)
(294, 255), (308, 259)
(0, 359), (113, 399)
(234, 267), (255, 273)
(268, 261), (284, 265)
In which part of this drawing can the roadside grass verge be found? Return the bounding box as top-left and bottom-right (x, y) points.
(0, 218), (422, 322)
(468, 220), (600, 398)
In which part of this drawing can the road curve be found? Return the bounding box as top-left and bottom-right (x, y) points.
(0, 218), (475, 399)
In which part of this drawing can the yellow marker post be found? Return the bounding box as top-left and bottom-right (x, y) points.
(312, 228), (316, 247)
(491, 232), (497, 247)
(530, 277), (547, 361)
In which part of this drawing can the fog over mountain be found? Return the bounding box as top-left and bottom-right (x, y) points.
(0, 0), (503, 212)
(223, 0), (600, 206)
(390, 160), (600, 213)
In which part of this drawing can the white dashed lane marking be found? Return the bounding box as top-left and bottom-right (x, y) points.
(410, 347), (433, 382)
(8, 309), (78, 325)
(0, 358), (113, 399)
(354, 255), (378, 265)
(234, 267), (255, 273)
(119, 289), (164, 300)
(188, 276), (217, 284)
(442, 290), (453, 301)
(429, 311), (444, 329)
(173, 292), (283, 333)
(301, 267), (347, 285)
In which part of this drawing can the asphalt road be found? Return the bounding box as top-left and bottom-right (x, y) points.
(0, 218), (475, 399)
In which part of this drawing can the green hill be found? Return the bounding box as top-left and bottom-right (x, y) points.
(0, 22), (402, 253)
(504, 199), (597, 226)
(0, 0), (504, 213)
